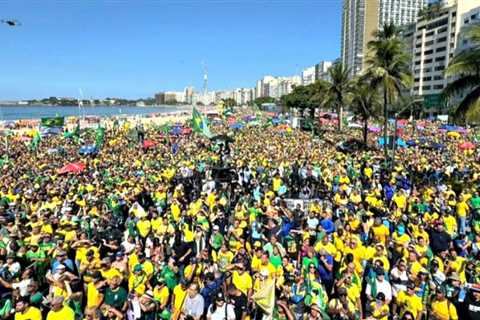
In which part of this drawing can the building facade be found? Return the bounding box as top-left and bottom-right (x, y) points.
(341, 0), (425, 77)
(302, 66), (316, 85)
(315, 61), (333, 82)
(407, 0), (480, 99)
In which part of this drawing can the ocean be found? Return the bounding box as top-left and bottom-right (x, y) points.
(0, 105), (193, 121)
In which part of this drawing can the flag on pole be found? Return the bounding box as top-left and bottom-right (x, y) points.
(30, 131), (41, 151)
(191, 108), (212, 138)
(252, 279), (275, 316)
(95, 126), (105, 147)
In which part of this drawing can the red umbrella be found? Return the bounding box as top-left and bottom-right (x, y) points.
(459, 142), (475, 150)
(58, 162), (86, 174)
(182, 127), (192, 135)
(143, 140), (157, 149)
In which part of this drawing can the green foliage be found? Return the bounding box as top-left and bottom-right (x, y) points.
(253, 97), (275, 106)
(222, 98), (236, 108)
(443, 24), (480, 123)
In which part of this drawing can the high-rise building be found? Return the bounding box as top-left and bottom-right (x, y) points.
(406, 0), (480, 102)
(184, 86), (194, 105)
(154, 92), (165, 105)
(341, 0), (425, 77)
(315, 61), (333, 82)
(302, 66), (316, 85)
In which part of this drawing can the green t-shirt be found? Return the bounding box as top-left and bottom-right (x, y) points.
(25, 250), (46, 261)
(104, 287), (127, 310)
(211, 233), (224, 250)
(269, 255), (282, 269)
(471, 196), (480, 209)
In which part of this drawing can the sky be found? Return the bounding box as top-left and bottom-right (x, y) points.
(0, 0), (342, 100)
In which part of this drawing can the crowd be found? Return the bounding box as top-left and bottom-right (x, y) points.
(0, 112), (480, 320)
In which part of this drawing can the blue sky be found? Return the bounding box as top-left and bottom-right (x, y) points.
(0, 0), (341, 99)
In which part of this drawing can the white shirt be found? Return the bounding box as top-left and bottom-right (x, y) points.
(207, 303), (236, 320)
(366, 278), (392, 302)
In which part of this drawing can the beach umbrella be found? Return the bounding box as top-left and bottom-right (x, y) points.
(79, 145), (98, 156)
(143, 140), (157, 149)
(181, 127), (192, 135)
(459, 141), (475, 150)
(58, 162), (86, 174)
(170, 126), (182, 135)
(230, 122), (244, 130)
(407, 140), (417, 147)
(447, 131), (461, 139)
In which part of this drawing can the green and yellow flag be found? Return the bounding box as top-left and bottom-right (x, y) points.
(252, 279), (275, 315)
(191, 108), (212, 138)
(30, 131), (41, 151)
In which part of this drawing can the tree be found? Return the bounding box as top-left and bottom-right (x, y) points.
(253, 97), (275, 106)
(325, 62), (351, 131)
(365, 23), (412, 161)
(443, 25), (480, 124)
(222, 98), (236, 108)
(351, 81), (381, 144)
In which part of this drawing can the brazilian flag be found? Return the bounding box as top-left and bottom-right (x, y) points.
(95, 126), (105, 147)
(40, 116), (64, 128)
(30, 131), (41, 151)
(191, 108), (212, 138)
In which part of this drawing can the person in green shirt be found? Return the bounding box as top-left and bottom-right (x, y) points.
(209, 225), (223, 252)
(103, 277), (128, 312)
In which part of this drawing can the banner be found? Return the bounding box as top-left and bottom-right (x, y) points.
(40, 116), (65, 128)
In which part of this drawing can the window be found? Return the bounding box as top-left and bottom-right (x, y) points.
(435, 56), (446, 62)
(414, 86), (420, 91)
(425, 40), (434, 46)
(436, 47), (447, 52)
(416, 43), (422, 48)
(438, 26), (448, 33)
(415, 61), (421, 65)
(434, 84), (444, 90)
(435, 65), (445, 71)
(422, 85), (431, 90)
(415, 52), (422, 56)
(426, 31), (434, 36)
(424, 68), (432, 73)
(424, 49), (434, 55)
(434, 75), (443, 80)
(437, 37), (447, 43)
(424, 58), (433, 64)
(423, 76), (432, 81)
(414, 77), (420, 82)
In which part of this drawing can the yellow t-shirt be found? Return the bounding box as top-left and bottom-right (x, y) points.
(232, 271), (253, 296)
(137, 219), (152, 238)
(154, 286), (169, 306)
(369, 302), (389, 320)
(100, 267), (123, 281)
(173, 285), (187, 311)
(86, 282), (103, 308)
(15, 307), (42, 320)
(129, 273), (148, 295)
(431, 299), (458, 320)
(46, 306), (75, 320)
(372, 225), (390, 244)
(396, 291), (423, 318)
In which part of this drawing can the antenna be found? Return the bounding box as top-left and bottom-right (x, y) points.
(202, 62), (208, 98)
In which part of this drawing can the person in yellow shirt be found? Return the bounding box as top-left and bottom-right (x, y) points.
(129, 264), (149, 295)
(172, 280), (188, 315)
(229, 264), (253, 298)
(153, 278), (170, 310)
(137, 216), (151, 238)
(456, 195), (469, 235)
(14, 298), (42, 320)
(86, 272), (104, 309)
(46, 296), (75, 320)
(394, 283), (423, 319)
(371, 218), (390, 245)
(100, 258), (123, 281)
(430, 287), (458, 320)
(368, 292), (389, 320)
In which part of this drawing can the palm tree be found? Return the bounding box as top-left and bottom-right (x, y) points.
(351, 82), (381, 145)
(443, 25), (480, 124)
(326, 62), (351, 131)
(365, 23), (412, 161)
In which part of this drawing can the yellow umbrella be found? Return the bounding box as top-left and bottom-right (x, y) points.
(447, 131), (460, 139)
